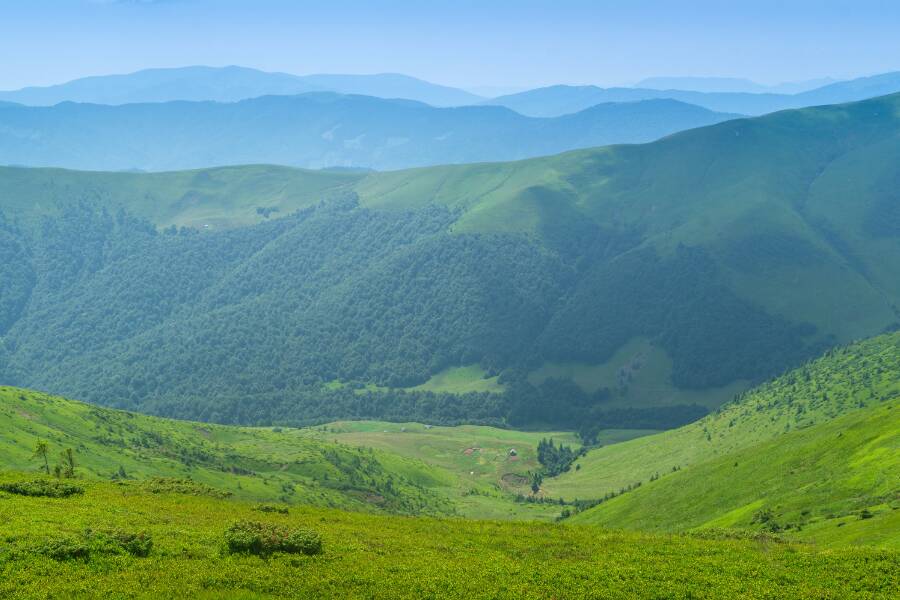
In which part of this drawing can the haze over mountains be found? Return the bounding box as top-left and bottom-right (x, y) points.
(488, 71), (900, 116)
(0, 95), (737, 171)
(0, 66), (483, 107)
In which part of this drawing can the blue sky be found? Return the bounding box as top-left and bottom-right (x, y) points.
(3, 0), (900, 91)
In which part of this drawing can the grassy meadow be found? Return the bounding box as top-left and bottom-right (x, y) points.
(0, 475), (896, 599)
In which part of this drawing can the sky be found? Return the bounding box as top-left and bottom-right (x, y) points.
(2, 0), (900, 91)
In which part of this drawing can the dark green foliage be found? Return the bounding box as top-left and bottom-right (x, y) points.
(34, 529), (152, 561)
(0, 479), (84, 498)
(224, 521), (322, 557)
(540, 246), (818, 388)
(140, 478), (233, 499)
(536, 438), (580, 476)
(253, 504), (289, 515)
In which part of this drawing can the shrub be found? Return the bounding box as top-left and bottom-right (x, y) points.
(92, 529), (154, 557)
(224, 521), (322, 557)
(253, 504), (290, 515)
(0, 479), (84, 498)
(35, 536), (90, 560)
(34, 529), (153, 561)
(141, 478), (232, 498)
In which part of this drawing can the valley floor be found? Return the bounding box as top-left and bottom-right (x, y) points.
(1, 476), (897, 599)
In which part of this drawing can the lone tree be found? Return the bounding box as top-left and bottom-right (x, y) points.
(33, 440), (50, 475)
(60, 448), (76, 478)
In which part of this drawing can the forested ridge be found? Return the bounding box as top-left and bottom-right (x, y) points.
(0, 194), (817, 429)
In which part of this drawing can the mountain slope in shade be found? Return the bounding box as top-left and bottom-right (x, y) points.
(0, 94), (738, 171)
(488, 71), (900, 116)
(0, 66), (483, 107)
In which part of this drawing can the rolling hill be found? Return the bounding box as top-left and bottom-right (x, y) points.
(488, 71), (900, 116)
(2, 93), (900, 430)
(541, 332), (900, 547)
(0, 66), (483, 107)
(0, 386), (453, 515)
(0, 94), (737, 171)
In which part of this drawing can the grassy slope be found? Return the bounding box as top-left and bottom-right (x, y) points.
(0, 164), (361, 229)
(572, 400), (900, 548)
(0, 477), (896, 599)
(0, 386), (452, 515)
(4, 386), (634, 521)
(408, 364), (504, 394)
(303, 421), (649, 520)
(544, 332), (900, 502)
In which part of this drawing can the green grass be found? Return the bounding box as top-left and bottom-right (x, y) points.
(0, 475), (896, 599)
(571, 400), (900, 548)
(0, 386), (452, 515)
(303, 421), (652, 520)
(2, 386), (650, 521)
(543, 332), (900, 503)
(408, 365), (504, 394)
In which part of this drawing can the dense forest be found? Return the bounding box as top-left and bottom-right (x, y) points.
(0, 194), (818, 430)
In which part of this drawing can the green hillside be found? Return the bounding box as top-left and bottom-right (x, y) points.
(3, 93), (900, 429)
(571, 400), (899, 548)
(1, 475), (896, 599)
(0, 386), (453, 516)
(545, 332), (900, 501)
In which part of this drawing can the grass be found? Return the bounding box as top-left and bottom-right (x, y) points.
(0, 386), (452, 515)
(408, 365), (504, 394)
(303, 421), (651, 520)
(543, 332), (900, 503)
(2, 386), (650, 521)
(571, 399), (900, 549)
(0, 475), (896, 599)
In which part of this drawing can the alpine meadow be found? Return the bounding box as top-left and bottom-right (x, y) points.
(1, 2), (898, 598)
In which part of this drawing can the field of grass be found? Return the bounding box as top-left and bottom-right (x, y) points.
(408, 365), (504, 394)
(0, 474), (896, 599)
(528, 337), (749, 410)
(0, 386), (453, 515)
(543, 332), (900, 503)
(2, 386), (655, 521)
(304, 421), (651, 520)
(571, 399), (899, 548)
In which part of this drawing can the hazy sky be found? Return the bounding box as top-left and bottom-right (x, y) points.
(3, 0), (900, 91)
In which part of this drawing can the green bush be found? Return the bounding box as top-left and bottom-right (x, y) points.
(0, 479), (84, 498)
(35, 537), (90, 560)
(224, 521), (322, 557)
(253, 504), (290, 515)
(34, 529), (153, 561)
(91, 529), (154, 557)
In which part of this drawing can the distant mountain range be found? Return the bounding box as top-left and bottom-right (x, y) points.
(0, 94), (737, 171)
(635, 76), (839, 94)
(487, 71), (900, 116)
(0, 66), (484, 108)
